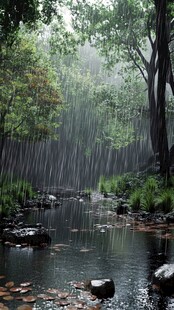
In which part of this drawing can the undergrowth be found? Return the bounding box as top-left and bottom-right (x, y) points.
(98, 172), (174, 213)
(0, 176), (35, 218)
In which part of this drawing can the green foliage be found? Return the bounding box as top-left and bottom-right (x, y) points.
(141, 191), (156, 213)
(93, 76), (146, 149)
(69, 0), (155, 70)
(98, 172), (174, 213)
(128, 189), (142, 212)
(0, 194), (15, 217)
(144, 177), (159, 193)
(98, 176), (108, 195)
(11, 180), (34, 203)
(135, 176), (159, 213)
(0, 0), (67, 44)
(114, 176), (128, 196)
(155, 189), (174, 214)
(98, 173), (133, 196)
(0, 179), (35, 217)
(0, 30), (63, 142)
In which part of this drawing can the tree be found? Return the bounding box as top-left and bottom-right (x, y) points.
(93, 77), (147, 149)
(0, 0), (62, 44)
(69, 0), (174, 174)
(154, 0), (171, 177)
(0, 32), (63, 174)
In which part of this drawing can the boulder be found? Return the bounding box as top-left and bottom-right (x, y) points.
(2, 226), (51, 246)
(166, 211), (174, 224)
(85, 278), (115, 299)
(152, 264), (174, 294)
(116, 204), (128, 215)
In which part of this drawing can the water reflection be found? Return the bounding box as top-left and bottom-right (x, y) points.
(1, 200), (174, 309)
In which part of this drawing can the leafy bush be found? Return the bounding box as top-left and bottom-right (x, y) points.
(0, 178), (35, 218)
(98, 173), (142, 197)
(11, 180), (34, 204)
(141, 191), (156, 213)
(155, 189), (174, 213)
(97, 172), (174, 214)
(128, 189), (142, 212)
(144, 176), (159, 193)
(98, 176), (108, 195)
(0, 194), (18, 217)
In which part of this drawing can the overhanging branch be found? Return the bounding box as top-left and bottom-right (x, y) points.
(127, 46), (148, 83)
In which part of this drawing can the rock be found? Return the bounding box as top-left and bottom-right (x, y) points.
(85, 278), (115, 299)
(152, 264), (174, 294)
(166, 211), (174, 224)
(2, 226), (51, 246)
(116, 204), (128, 215)
(47, 194), (57, 201)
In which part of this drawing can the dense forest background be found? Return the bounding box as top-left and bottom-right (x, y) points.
(1, 0), (174, 188)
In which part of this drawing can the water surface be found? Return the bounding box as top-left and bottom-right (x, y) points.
(1, 200), (174, 309)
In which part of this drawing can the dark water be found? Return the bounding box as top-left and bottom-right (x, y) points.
(1, 200), (174, 309)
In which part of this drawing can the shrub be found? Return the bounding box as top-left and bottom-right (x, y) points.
(144, 176), (159, 193)
(11, 180), (34, 204)
(155, 189), (174, 213)
(0, 194), (16, 217)
(128, 189), (142, 212)
(98, 176), (108, 195)
(110, 176), (117, 193)
(141, 191), (156, 213)
(0, 178), (35, 218)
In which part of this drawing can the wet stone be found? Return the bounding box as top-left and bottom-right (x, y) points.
(85, 278), (115, 299)
(152, 264), (174, 295)
(2, 226), (51, 246)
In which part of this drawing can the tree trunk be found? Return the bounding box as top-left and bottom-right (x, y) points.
(0, 116), (6, 179)
(148, 71), (158, 154)
(155, 0), (170, 177)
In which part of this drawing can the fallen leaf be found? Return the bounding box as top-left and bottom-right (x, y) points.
(22, 296), (37, 303)
(58, 292), (69, 299)
(0, 288), (7, 292)
(0, 306), (9, 310)
(3, 295), (14, 301)
(20, 282), (32, 288)
(46, 288), (61, 294)
(43, 296), (55, 301)
(55, 300), (70, 306)
(0, 292), (10, 297)
(10, 287), (22, 292)
(17, 305), (33, 310)
(72, 300), (86, 309)
(15, 296), (23, 300)
(5, 281), (14, 288)
(37, 294), (49, 299)
(72, 282), (85, 289)
(37, 294), (55, 300)
(20, 289), (32, 294)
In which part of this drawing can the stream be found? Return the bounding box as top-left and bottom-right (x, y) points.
(1, 199), (174, 309)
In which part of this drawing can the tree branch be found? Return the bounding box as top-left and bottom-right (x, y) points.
(127, 46), (148, 83)
(167, 58), (174, 95)
(3, 119), (25, 138)
(147, 14), (155, 49)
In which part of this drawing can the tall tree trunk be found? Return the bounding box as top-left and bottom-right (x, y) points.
(148, 71), (158, 154)
(155, 0), (170, 177)
(0, 115), (6, 179)
(0, 137), (5, 178)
